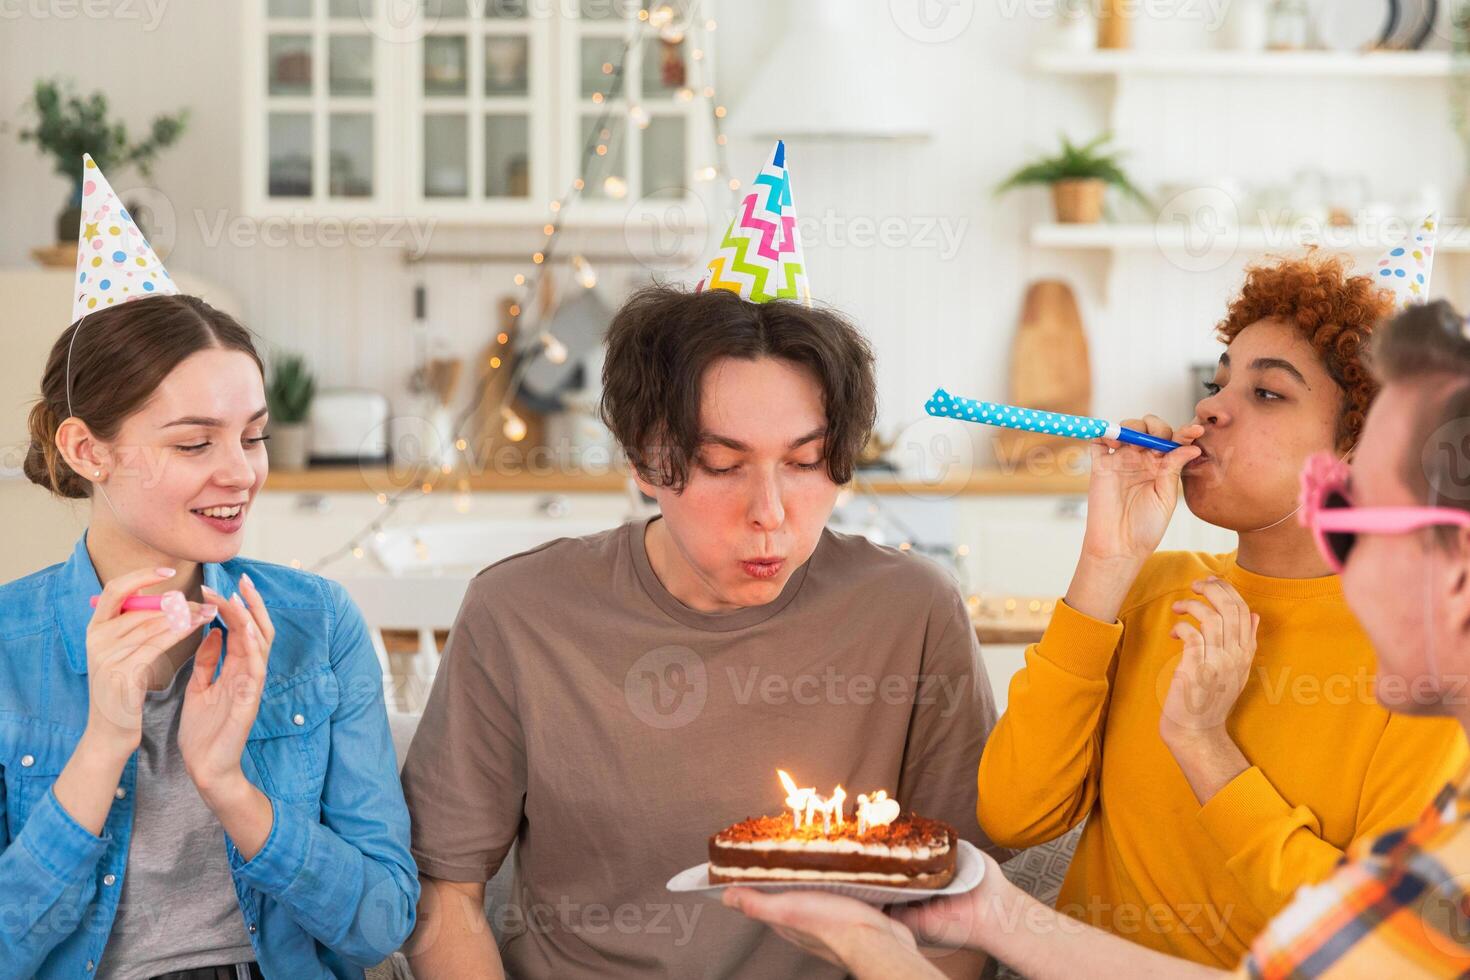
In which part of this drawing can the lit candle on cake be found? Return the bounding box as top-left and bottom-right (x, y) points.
(778, 769), (814, 831)
(857, 790), (901, 835)
(775, 770), (892, 836)
(824, 785), (847, 835)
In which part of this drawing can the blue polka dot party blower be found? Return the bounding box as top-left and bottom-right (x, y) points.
(924, 389), (1182, 454)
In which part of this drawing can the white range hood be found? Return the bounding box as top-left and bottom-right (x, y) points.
(728, 0), (933, 142)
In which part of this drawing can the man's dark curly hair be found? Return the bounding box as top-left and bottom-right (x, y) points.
(600, 285), (878, 493)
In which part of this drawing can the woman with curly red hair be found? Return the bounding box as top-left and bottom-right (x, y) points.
(971, 253), (1468, 966)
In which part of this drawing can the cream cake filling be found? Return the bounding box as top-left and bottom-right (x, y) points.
(714, 838), (948, 860)
(710, 865), (921, 884)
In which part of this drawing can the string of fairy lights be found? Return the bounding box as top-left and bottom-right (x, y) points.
(306, 1), (738, 572)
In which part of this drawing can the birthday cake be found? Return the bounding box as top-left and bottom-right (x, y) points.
(707, 772), (958, 889)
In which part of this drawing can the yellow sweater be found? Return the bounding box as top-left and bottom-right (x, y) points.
(977, 551), (1468, 968)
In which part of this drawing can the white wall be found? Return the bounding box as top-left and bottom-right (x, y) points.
(2, 0), (1464, 457)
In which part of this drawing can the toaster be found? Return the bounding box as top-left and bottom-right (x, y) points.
(308, 388), (391, 466)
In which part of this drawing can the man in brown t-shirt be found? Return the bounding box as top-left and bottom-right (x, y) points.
(401, 285), (1001, 978)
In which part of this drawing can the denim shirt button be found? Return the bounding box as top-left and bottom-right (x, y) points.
(20, 754), (33, 768)
(115, 787), (126, 799)
(85, 961), (94, 971)
(103, 874), (116, 886)
(248, 924), (257, 934)
(292, 713), (305, 726)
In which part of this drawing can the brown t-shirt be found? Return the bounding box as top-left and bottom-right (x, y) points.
(401, 515), (1000, 979)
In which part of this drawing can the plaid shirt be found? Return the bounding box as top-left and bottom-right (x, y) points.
(1242, 768), (1470, 978)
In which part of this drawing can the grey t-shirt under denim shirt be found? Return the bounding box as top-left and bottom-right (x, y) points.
(96, 656), (256, 980)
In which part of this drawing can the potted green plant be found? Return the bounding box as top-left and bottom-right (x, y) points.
(996, 133), (1149, 224)
(17, 77), (187, 260)
(266, 354), (317, 471)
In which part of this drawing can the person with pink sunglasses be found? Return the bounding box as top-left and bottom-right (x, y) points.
(722, 298), (1470, 978)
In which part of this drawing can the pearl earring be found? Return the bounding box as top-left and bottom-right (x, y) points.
(93, 470), (102, 479)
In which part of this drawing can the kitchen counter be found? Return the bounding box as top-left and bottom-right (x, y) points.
(379, 619), (1047, 653)
(262, 466), (1090, 496)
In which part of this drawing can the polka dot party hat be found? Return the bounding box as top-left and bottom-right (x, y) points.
(1373, 212), (1436, 312)
(71, 153), (178, 322)
(696, 140), (811, 306)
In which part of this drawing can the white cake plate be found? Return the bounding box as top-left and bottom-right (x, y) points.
(666, 839), (985, 907)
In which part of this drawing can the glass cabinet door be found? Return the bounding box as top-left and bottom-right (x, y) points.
(641, 114), (686, 199)
(416, 0), (542, 208)
(267, 34), (313, 96)
(261, 0), (383, 206)
(329, 112), (374, 197)
(565, 0), (695, 210)
(424, 114), (469, 198)
(267, 112), (313, 197)
(482, 22), (533, 201)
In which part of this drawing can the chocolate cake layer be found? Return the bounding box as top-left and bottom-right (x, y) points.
(709, 839), (955, 876)
(708, 812), (958, 888)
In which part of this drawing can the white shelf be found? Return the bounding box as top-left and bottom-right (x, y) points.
(1033, 49), (1455, 78)
(1031, 222), (1468, 253)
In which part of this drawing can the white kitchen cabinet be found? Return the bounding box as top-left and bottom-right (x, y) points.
(244, 489), (635, 573)
(242, 0), (707, 222)
(246, 0), (399, 216)
(407, 0), (554, 221)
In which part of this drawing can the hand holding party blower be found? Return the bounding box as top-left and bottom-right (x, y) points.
(87, 592), (214, 633)
(924, 388), (1182, 453)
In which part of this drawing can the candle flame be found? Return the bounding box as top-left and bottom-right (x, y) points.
(778, 768), (815, 831)
(776, 771), (894, 836)
(857, 789), (900, 834)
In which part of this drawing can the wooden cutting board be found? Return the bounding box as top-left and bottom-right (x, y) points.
(469, 295), (544, 464)
(992, 281), (1092, 469)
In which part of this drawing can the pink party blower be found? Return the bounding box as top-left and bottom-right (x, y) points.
(88, 591), (206, 633)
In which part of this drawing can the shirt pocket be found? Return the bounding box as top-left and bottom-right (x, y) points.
(245, 665), (339, 804)
(2, 739), (71, 835)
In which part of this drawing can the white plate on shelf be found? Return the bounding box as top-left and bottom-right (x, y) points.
(666, 839), (986, 907)
(1312, 0), (1393, 51)
(1385, 0), (1439, 50)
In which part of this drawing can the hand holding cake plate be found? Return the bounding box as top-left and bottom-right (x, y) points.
(667, 770), (987, 907)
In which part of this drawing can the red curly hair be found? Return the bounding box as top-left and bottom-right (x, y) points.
(1215, 252), (1393, 450)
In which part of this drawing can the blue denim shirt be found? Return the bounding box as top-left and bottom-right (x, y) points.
(0, 535), (418, 978)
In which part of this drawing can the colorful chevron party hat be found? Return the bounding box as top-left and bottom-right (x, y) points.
(72, 153), (178, 322)
(1372, 213), (1436, 312)
(696, 140), (811, 305)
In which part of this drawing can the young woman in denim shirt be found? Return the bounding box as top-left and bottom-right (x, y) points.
(3, 291), (417, 979)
